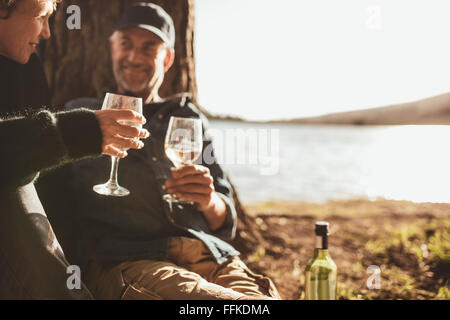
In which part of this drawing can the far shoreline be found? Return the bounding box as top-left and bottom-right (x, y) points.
(206, 90), (450, 126)
(209, 116), (450, 126)
(243, 197), (450, 218)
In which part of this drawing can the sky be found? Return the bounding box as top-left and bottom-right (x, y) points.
(194, 0), (450, 121)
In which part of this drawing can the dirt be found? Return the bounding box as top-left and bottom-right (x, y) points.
(240, 199), (450, 300)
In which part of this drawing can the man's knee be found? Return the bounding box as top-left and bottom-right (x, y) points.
(120, 260), (244, 300)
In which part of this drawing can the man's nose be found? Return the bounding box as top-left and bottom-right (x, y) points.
(40, 19), (51, 40)
(126, 49), (143, 64)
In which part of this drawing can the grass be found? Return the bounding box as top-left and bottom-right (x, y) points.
(243, 198), (450, 300)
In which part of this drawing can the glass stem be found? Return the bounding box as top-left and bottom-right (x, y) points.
(108, 156), (120, 188)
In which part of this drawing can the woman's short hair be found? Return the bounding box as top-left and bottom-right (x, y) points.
(0, 0), (60, 19)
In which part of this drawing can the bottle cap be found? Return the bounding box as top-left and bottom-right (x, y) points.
(315, 221), (329, 236)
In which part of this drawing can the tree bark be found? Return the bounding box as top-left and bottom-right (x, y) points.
(39, 0), (263, 255)
(39, 0), (197, 110)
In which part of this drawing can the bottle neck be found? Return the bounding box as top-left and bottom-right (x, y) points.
(315, 234), (328, 250)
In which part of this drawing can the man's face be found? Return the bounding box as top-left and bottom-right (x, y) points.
(0, 0), (54, 64)
(110, 28), (173, 97)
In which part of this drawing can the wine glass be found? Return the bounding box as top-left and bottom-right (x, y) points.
(93, 93), (143, 197)
(163, 116), (203, 203)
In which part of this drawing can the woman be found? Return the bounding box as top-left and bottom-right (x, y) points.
(0, 0), (149, 298)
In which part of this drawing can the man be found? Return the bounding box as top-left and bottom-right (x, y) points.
(38, 3), (281, 300)
(0, 0), (149, 299)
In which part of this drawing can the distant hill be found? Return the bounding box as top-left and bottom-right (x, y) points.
(207, 113), (246, 122)
(271, 92), (450, 125)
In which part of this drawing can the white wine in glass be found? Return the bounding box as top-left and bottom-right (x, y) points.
(163, 116), (203, 203)
(93, 93), (143, 197)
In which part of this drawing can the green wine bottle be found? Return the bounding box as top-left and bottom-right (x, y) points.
(305, 221), (337, 300)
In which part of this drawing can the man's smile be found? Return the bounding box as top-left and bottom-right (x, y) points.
(123, 66), (147, 73)
(120, 62), (151, 76)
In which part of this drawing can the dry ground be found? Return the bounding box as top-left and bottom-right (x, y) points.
(241, 198), (450, 300)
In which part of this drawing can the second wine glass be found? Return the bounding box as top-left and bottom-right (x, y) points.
(163, 116), (203, 203)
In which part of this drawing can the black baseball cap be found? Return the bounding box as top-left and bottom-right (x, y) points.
(114, 2), (175, 48)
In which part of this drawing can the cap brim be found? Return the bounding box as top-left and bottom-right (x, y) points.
(115, 23), (174, 48)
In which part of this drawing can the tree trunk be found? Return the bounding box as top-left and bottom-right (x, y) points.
(39, 0), (264, 255)
(229, 183), (268, 255)
(39, 0), (197, 110)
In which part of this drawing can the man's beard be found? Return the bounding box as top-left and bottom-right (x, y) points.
(113, 61), (153, 94)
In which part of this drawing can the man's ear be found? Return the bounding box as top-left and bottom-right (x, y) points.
(164, 48), (175, 72)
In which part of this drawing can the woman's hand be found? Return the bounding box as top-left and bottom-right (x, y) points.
(94, 109), (150, 158)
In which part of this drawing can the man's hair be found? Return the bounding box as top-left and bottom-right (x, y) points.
(0, 0), (60, 19)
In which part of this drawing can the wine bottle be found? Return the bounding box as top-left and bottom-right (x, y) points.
(304, 221), (337, 300)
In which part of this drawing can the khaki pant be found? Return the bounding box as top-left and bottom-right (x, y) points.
(84, 237), (281, 300)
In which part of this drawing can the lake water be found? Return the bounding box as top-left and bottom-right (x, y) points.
(208, 120), (450, 204)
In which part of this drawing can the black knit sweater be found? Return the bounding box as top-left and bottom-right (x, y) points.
(0, 54), (101, 299)
(0, 54), (103, 190)
(0, 108), (103, 190)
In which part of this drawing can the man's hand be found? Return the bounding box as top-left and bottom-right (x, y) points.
(94, 109), (150, 158)
(165, 165), (227, 230)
